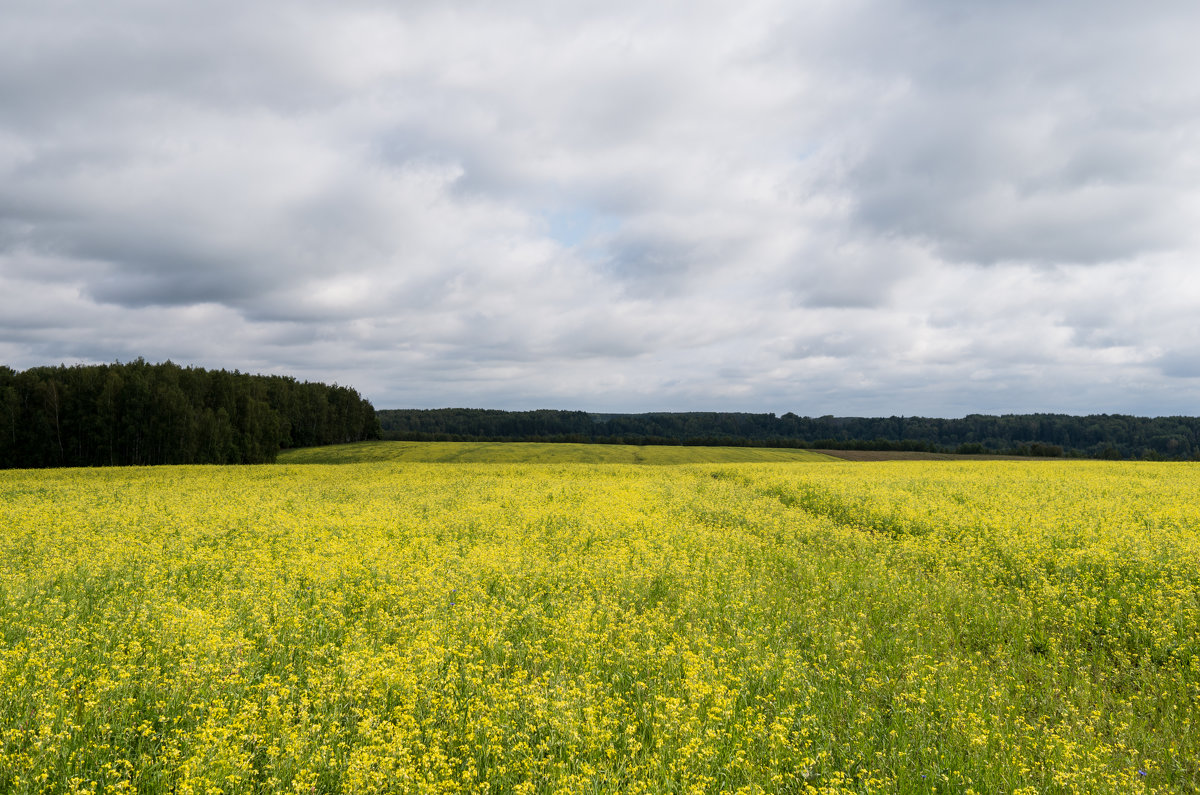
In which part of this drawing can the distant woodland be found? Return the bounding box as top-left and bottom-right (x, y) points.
(0, 360), (379, 468)
(378, 409), (1200, 460)
(6, 361), (1198, 466)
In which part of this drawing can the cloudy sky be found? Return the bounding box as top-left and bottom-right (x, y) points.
(3, 0), (1199, 415)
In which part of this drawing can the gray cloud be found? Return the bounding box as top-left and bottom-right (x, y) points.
(818, 2), (1200, 266)
(2, 0), (1200, 414)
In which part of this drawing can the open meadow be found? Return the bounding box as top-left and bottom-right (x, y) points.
(2, 443), (1199, 793)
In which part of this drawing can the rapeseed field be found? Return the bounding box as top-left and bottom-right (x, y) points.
(275, 441), (837, 465)
(1, 451), (1197, 792)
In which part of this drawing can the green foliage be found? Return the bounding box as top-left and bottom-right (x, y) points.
(0, 359), (380, 468)
(378, 408), (1200, 459)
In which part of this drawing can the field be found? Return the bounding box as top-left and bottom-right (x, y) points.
(2, 445), (1199, 793)
(812, 451), (1032, 461)
(276, 441), (838, 465)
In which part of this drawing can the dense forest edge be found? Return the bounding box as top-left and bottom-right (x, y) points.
(1, 360), (379, 468)
(377, 408), (1200, 460)
(6, 358), (1198, 466)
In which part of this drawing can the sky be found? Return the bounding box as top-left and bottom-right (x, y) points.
(2, 0), (1200, 416)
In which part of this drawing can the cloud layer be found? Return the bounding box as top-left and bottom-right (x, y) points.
(3, 0), (1199, 414)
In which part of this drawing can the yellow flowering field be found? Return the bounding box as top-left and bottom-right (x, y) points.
(1, 454), (1198, 793)
(275, 441), (837, 465)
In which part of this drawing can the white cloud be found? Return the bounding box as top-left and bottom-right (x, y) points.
(2, 0), (1200, 414)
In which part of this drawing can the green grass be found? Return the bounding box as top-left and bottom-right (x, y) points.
(276, 440), (840, 465)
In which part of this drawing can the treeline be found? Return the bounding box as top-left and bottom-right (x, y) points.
(377, 409), (1200, 459)
(1, 360), (380, 468)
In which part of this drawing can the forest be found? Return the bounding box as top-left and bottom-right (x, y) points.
(0, 360), (379, 468)
(377, 408), (1200, 459)
(7, 363), (1198, 466)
